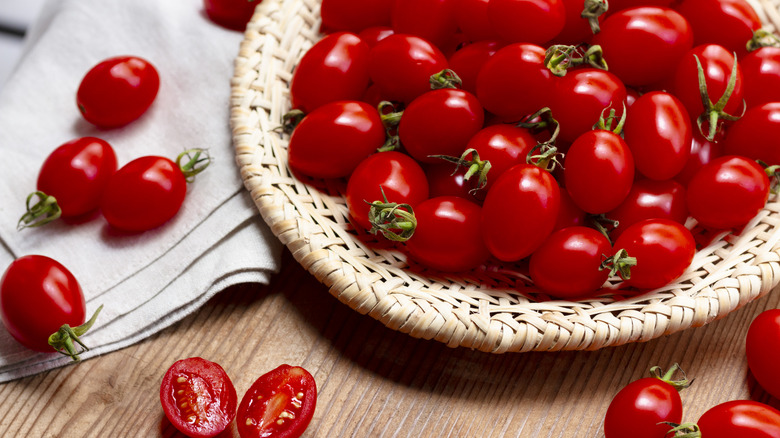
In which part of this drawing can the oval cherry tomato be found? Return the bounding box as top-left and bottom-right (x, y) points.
(674, 130), (723, 187)
(0, 255), (86, 352)
(694, 400), (780, 437)
(741, 47), (780, 109)
(237, 364), (317, 438)
(608, 179), (688, 240)
(613, 218), (695, 290)
(481, 163), (561, 262)
(746, 309), (780, 400)
(287, 101), (384, 179)
(447, 40), (501, 96)
(624, 91), (692, 180)
(358, 26), (395, 48)
(686, 155), (769, 230)
(487, 0), (566, 45)
(367, 34), (448, 104)
(723, 102), (780, 166)
(564, 129), (635, 214)
(591, 7), (693, 87)
(160, 357), (237, 438)
(203, 0), (261, 31)
(462, 124), (537, 191)
(289, 32), (370, 114)
(529, 226), (611, 299)
(455, 0), (499, 42)
(399, 89), (484, 163)
(405, 196), (490, 272)
(391, 0), (458, 51)
(346, 151), (429, 231)
(674, 0), (760, 59)
(321, 0), (391, 33)
(76, 56), (160, 128)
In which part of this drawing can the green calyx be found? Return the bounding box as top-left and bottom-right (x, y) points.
(279, 109), (306, 134)
(650, 363), (693, 391)
(429, 69), (463, 90)
(665, 423), (701, 438)
(694, 53), (744, 141)
(746, 29), (780, 52)
(582, 0), (608, 34)
(545, 44), (608, 77)
(594, 104), (627, 135)
(377, 101), (404, 152)
(367, 187), (417, 242)
(430, 148), (492, 193)
(48, 304), (103, 362)
(176, 149), (212, 182)
(17, 191), (62, 230)
(600, 248), (637, 280)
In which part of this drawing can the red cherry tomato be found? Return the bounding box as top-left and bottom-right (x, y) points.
(237, 364), (317, 438)
(287, 101), (384, 179)
(608, 179), (688, 240)
(358, 26), (395, 48)
(723, 102), (780, 166)
(463, 124), (537, 191)
(481, 164), (561, 262)
(399, 89), (484, 163)
(447, 40), (502, 96)
(554, 190), (587, 231)
(76, 56), (160, 128)
(747, 309), (780, 400)
(320, 0), (392, 33)
(160, 357), (237, 438)
(694, 400), (780, 437)
(741, 47), (780, 109)
(425, 162), (484, 203)
(564, 129), (635, 214)
(529, 226), (612, 299)
(554, 0), (604, 44)
(686, 155), (769, 230)
(391, 0), (458, 51)
(613, 218), (695, 290)
(674, 0), (760, 59)
(487, 0), (566, 45)
(346, 151), (429, 231)
(203, 0), (261, 31)
(455, 0), (499, 42)
(674, 130), (723, 187)
(591, 7), (693, 86)
(289, 32), (370, 114)
(367, 34), (448, 104)
(624, 91), (692, 180)
(405, 196), (490, 272)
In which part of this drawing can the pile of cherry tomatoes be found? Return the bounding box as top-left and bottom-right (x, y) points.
(285, 0), (780, 301)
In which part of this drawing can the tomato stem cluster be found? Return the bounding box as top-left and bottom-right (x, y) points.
(48, 304), (103, 362)
(176, 148), (212, 182)
(17, 191), (62, 230)
(694, 53), (744, 141)
(367, 187), (417, 242)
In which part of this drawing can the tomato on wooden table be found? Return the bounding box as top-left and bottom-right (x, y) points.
(203, 0), (261, 31)
(237, 364), (317, 438)
(746, 309), (780, 400)
(672, 400), (780, 437)
(77, 56), (160, 128)
(723, 102), (780, 166)
(160, 357), (237, 438)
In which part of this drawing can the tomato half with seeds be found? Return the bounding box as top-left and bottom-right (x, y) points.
(237, 364), (317, 438)
(160, 357), (237, 438)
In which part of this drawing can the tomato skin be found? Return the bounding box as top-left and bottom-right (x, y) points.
(0, 255), (86, 352)
(746, 309), (780, 401)
(203, 0), (260, 31)
(425, 163), (482, 203)
(624, 91), (692, 180)
(603, 375), (682, 438)
(741, 47), (780, 109)
(320, 0), (392, 33)
(591, 7), (693, 86)
(674, 130), (723, 187)
(554, 0), (603, 44)
(686, 155), (769, 230)
(391, 0), (458, 51)
(76, 56), (160, 128)
(487, 0), (566, 45)
(358, 26), (395, 48)
(290, 32), (370, 114)
(723, 102), (780, 166)
(481, 164), (561, 262)
(554, 190), (587, 231)
(674, 0), (760, 59)
(464, 124), (537, 191)
(529, 226), (611, 299)
(447, 40), (501, 96)
(399, 89), (485, 164)
(160, 357), (238, 438)
(405, 196), (490, 272)
(564, 130), (635, 214)
(697, 400), (780, 437)
(345, 151), (429, 231)
(608, 179), (688, 240)
(287, 101), (384, 179)
(455, 0), (499, 42)
(101, 156), (187, 232)
(237, 364), (317, 438)
(36, 137), (117, 218)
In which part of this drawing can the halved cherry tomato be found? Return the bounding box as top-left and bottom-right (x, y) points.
(237, 364), (317, 438)
(160, 357), (237, 438)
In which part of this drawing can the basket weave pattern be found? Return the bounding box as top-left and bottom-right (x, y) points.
(231, 0), (780, 352)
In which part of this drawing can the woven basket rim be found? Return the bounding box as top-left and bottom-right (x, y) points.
(230, 0), (780, 353)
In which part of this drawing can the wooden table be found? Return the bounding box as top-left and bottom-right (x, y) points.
(1, 248), (778, 437)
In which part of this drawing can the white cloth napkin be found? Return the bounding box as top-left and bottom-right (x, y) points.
(0, 0), (282, 381)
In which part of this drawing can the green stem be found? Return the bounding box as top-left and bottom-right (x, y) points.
(746, 29), (780, 52)
(429, 148), (492, 191)
(48, 305), (103, 362)
(650, 363), (692, 391)
(176, 149), (212, 182)
(17, 191), (62, 230)
(581, 0), (608, 34)
(367, 187), (417, 242)
(694, 53), (744, 141)
(601, 248), (637, 279)
(429, 69), (462, 90)
(378, 101), (403, 152)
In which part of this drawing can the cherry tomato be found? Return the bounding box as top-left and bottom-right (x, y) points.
(405, 196), (490, 272)
(487, 0), (566, 45)
(741, 47), (780, 109)
(399, 89), (484, 163)
(455, 0), (499, 42)
(686, 155), (769, 230)
(203, 0), (261, 31)
(320, 0), (392, 33)
(346, 151), (429, 231)
(608, 179), (688, 240)
(723, 102), (780, 166)
(287, 101), (384, 179)
(747, 309), (780, 400)
(76, 56), (160, 128)
(607, 0), (674, 14)
(357, 26), (395, 48)
(694, 400), (780, 437)
(482, 163), (561, 262)
(591, 7), (693, 87)
(462, 124), (537, 191)
(613, 218), (695, 290)
(529, 226), (611, 299)
(160, 357), (237, 438)
(674, 130), (723, 187)
(0, 255), (88, 353)
(564, 130), (635, 214)
(425, 162), (484, 203)
(367, 34), (448, 104)
(476, 43), (553, 121)
(237, 364), (317, 438)
(391, 0), (458, 51)
(289, 32), (370, 114)
(674, 0), (761, 59)
(603, 365), (685, 438)
(447, 40), (502, 96)
(624, 91), (692, 180)
(554, 0), (604, 44)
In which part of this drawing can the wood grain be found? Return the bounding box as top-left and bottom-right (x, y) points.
(1, 249), (779, 437)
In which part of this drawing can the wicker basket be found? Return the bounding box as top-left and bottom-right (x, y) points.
(230, 0), (780, 353)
